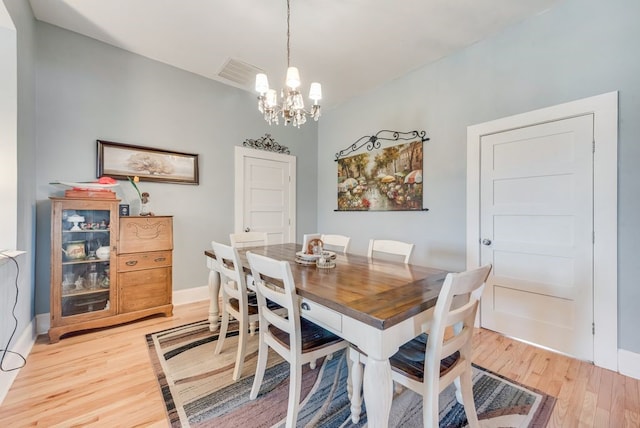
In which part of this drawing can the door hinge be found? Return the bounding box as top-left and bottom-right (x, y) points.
(592, 322), (595, 335)
(592, 139), (595, 153)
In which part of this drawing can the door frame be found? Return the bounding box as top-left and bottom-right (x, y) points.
(466, 91), (618, 371)
(234, 146), (296, 242)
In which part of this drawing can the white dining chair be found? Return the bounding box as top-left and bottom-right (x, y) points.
(349, 264), (492, 427)
(321, 234), (351, 254)
(210, 240), (285, 381)
(229, 231), (268, 248)
(367, 238), (414, 264)
(247, 251), (349, 428)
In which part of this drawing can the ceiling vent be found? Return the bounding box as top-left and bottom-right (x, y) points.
(218, 58), (263, 87)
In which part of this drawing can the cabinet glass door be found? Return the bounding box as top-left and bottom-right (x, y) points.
(60, 208), (112, 316)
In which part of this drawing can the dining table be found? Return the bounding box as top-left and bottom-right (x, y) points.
(204, 243), (447, 428)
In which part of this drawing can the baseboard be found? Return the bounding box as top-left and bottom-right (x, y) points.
(36, 313), (50, 336)
(173, 284), (209, 306)
(0, 319), (37, 405)
(618, 348), (640, 380)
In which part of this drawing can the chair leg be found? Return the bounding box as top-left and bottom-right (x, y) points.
(249, 320), (257, 336)
(454, 376), (463, 403)
(249, 334), (269, 400)
(423, 378), (439, 428)
(348, 348), (364, 424)
(285, 361), (302, 428)
(214, 306), (230, 355)
(459, 368), (480, 428)
(232, 317), (248, 381)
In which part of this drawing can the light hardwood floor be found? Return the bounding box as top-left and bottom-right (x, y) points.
(1, 300), (639, 427)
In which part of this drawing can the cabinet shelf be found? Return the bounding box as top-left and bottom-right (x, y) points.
(62, 258), (110, 266)
(62, 229), (110, 233)
(62, 288), (109, 298)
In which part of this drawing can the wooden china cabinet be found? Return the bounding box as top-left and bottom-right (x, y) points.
(49, 196), (173, 343)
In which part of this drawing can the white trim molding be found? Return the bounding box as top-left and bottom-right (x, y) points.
(619, 349), (640, 380)
(172, 285), (209, 306)
(35, 313), (50, 336)
(466, 91), (618, 372)
(0, 319), (36, 405)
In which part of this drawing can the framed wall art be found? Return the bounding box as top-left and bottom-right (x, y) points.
(335, 130), (428, 211)
(97, 140), (199, 184)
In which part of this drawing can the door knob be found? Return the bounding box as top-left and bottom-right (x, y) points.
(481, 239), (492, 246)
(244, 227), (250, 232)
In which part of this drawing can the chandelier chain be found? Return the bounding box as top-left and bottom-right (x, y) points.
(286, 0), (291, 68)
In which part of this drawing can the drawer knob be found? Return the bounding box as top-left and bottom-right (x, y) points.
(154, 257), (166, 262)
(126, 260), (138, 266)
(301, 302), (310, 311)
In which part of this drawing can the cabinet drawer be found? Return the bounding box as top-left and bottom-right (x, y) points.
(118, 251), (172, 272)
(119, 217), (173, 253)
(118, 267), (172, 312)
(300, 298), (342, 333)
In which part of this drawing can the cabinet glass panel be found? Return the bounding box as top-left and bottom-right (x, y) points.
(60, 208), (111, 317)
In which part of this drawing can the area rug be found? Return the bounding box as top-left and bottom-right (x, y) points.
(146, 320), (555, 427)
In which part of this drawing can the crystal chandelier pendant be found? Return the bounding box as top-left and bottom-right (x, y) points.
(254, 0), (322, 128)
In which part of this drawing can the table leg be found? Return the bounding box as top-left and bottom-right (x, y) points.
(208, 268), (221, 332)
(363, 355), (393, 428)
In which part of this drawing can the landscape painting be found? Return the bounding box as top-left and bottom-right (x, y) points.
(337, 140), (423, 211)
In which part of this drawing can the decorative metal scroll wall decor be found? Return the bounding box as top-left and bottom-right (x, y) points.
(336, 130), (428, 212)
(335, 130), (429, 161)
(243, 134), (290, 154)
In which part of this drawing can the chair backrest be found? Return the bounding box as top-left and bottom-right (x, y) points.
(367, 239), (414, 264)
(425, 264), (492, 391)
(230, 231), (268, 248)
(211, 240), (249, 309)
(321, 234), (351, 254)
(246, 251), (301, 352)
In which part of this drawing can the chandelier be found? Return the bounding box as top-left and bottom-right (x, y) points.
(255, 0), (321, 128)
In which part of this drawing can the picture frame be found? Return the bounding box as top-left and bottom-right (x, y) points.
(337, 139), (425, 211)
(97, 140), (199, 184)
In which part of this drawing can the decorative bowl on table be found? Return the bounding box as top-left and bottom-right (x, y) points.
(295, 250), (336, 267)
(295, 250), (336, 260)
(316, 254), (336, 269)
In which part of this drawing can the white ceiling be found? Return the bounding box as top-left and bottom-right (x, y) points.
(28, 0), (561, 109)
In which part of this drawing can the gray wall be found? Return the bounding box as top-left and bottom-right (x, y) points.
(33, 22), (318, 314)
(318, 0), (640, 353)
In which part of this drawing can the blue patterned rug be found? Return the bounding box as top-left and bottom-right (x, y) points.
(147, 320), (555, 427)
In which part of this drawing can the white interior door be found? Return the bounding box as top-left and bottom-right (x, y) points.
(479, 114), (594, 361)
(234, 147), (296, 244)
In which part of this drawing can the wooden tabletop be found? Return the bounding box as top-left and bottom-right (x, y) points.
(205, 243), (447, 330)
